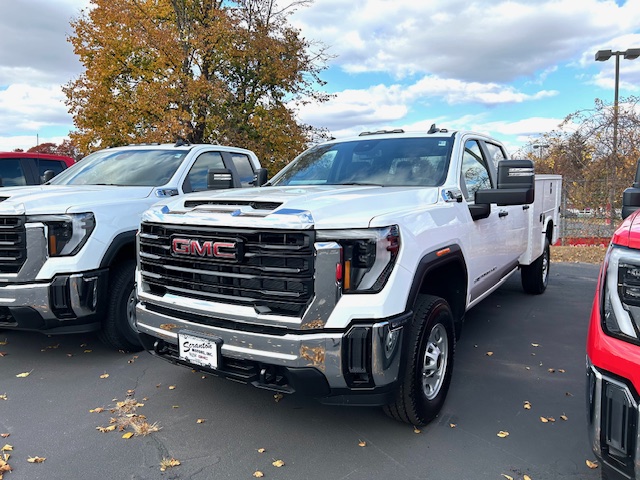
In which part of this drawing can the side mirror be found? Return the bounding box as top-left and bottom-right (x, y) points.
(474, 159), (535, 206)
(207, 168), (234, 189)
(42, 170), (56, 183)
(622, 158), (640, 219)
(253, 168), (268, 186)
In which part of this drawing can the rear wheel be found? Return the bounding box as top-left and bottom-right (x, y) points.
(521, 238), (550, 294)
(97, 260), (142, 352)
(383, 294), (455, 426)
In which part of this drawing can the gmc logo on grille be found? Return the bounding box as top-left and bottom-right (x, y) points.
(171, 237), (242, 260)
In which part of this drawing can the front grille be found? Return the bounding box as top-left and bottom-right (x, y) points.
(139, 222), (315, 317)
(183, 199), (282, 210)
(0, 216), (26, 274)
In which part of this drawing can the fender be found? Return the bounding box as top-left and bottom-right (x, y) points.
(405, 244), (468, 332)
(100, 230), (137, 268)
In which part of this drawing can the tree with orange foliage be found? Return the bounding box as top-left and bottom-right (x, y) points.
(64, 0), (330, 175)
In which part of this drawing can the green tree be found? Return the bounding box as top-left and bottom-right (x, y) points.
(64, 0), (330, 174)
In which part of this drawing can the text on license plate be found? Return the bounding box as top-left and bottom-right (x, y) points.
(178, 332), (219, 370)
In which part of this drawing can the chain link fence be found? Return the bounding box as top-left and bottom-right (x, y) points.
(558, 178), (617, 245)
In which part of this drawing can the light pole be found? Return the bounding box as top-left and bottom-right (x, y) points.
(595, 48), (640, 222)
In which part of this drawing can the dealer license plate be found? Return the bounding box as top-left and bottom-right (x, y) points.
(178, 331), (220, 370)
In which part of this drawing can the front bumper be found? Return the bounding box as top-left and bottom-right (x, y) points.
(587, 358), (640, 479)
(0, 269), (109, 334)
(136, 302), (410, 405)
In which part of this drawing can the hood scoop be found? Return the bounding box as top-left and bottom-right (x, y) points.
(183, 199), (283, 211)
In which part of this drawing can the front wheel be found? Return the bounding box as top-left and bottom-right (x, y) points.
(97, 260), (143, 352)
(383, 294), (455, 426)
(521, 238), (550, 295)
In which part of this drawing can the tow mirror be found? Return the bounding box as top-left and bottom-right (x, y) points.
(42, 170), (56, 183)
(475, 159), (535, 206)
(253, 168), (268, 186)
(207, 168), (234, 189)
(622, 158), (640, 219)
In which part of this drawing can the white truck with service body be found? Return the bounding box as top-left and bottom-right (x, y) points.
(0, 142), (264, 351)
(135, 128), (561, 425)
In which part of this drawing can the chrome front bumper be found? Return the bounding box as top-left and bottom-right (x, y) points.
(587, 358), (640, 479)
(0, 269), (108, 333)
(136, 301), (409, 402)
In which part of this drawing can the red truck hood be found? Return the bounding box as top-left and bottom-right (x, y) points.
(612, 209), (640, 248)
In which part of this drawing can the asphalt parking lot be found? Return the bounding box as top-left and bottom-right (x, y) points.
(0, 262), (600, 480)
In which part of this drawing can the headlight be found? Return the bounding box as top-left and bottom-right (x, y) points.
(27, 213), (96, 256)
(602, 246), (640, 343)
(317, 225), (400, 293)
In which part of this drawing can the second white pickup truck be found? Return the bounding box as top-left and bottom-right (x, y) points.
(135, 127), (561, 425)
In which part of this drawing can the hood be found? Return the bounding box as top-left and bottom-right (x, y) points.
(0, 185), (155, 215)
(146, 185), (440, 229)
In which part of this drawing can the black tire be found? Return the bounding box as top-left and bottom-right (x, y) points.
(383, 294), (455, 426)
(97, 260), (143, 352)
(521, 238), (550, 295)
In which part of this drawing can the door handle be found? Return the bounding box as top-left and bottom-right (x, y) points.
(522, 205), (530, 210)
(498, 211), (509, 218)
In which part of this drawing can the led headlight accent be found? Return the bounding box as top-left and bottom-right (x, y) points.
(28, 213), (96, 256)
(603, 246), (640, 340)
(318, 225), (400, 293)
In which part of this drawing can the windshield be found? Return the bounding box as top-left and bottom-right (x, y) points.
(49, 149), (188, 186)
(270, 137), (453, 187)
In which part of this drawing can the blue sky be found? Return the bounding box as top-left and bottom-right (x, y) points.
(1, 0), (640, 156)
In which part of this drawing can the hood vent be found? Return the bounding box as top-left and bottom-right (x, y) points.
(183, 199), (282, 210)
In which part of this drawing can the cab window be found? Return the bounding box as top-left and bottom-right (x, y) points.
(183, 152), (225, 192)
(460, 140), (492, 202)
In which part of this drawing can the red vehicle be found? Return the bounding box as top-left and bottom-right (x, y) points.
(587, 167), (640, 479)
(0, 152), (75, 187)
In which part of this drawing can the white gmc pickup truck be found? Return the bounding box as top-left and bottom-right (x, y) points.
(0, 142), (264, 351)
(135, 128), (561, 425)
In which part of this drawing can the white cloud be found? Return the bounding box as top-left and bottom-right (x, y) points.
(0, 84), (69, 135)
(292, 0), (640, 82)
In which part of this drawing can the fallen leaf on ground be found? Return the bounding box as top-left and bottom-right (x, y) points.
(524, 475), (532, 480)
(272, 459), (285, 467)
(84, 350), (92, 353)
(548, 368), (555, 373)
(99, 373), (109, 379)
(0, 446), (12, 452)
(253, 471), (264, 478)
(558, 369), (566, 373)
(523, 401), (532, 410)
(160, 458), (180, 472)
(196, 419), (205, 424)
(561, 415), (568, 421)
(0, 395), (6, 401)
(0, 435), (8, 439)
(273, 393), (283, 402)
(257, 448), (266, 454)
(566, 392), (573, 397)
(486, 351), (494, 356)
(96, 425), (116, 433)
(0, 352), (7, 357)
(540, 417), (549, 423)
(27, 456), (45, 463)
(89, 407), (104, 413)
(0, 339), (7, 346)
(531, 343), (540, 347)
(413, 426), (421, 434)
(586, 460), (599, 469)
(168, 385), (176, 390)
(449, 423), (457, 428)
(501, 475), (514, 480)
(358, 440), (366, 447)
(15, 371), (31, 378)
(122, 432), (134, 439)
(497, 431), (509, 438)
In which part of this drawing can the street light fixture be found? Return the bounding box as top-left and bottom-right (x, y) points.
(594, 47), (640, 221)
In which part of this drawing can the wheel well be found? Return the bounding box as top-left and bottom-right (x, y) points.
(99, 231), (137, 269)
(417, 260), (466, 329)
(545, 220), (554, 244)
